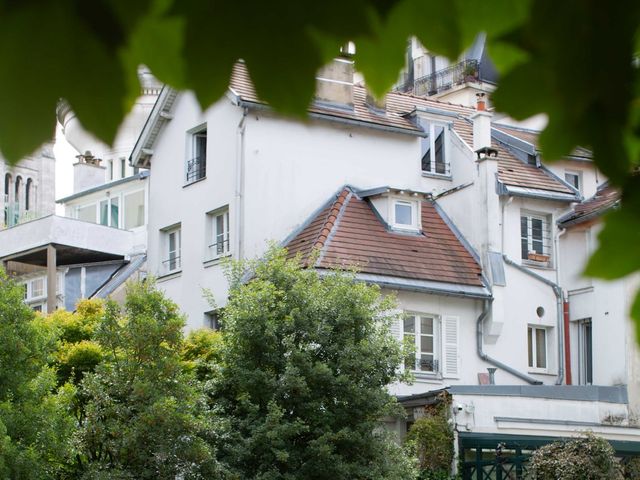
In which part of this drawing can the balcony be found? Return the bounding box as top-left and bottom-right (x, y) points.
(2, 195), (40, 229)
(396, 59), (483, 97)
(185, 155), (206, 184)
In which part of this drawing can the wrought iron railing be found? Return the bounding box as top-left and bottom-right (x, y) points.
(413, 59), (480, 96)
(185, 155), (206, 183)
(162, 255), (181, 274)
(208, 237), (230, 257)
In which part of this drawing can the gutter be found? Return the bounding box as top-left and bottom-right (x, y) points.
(236, 99), (423, 137)
(476, 299), (543, 385)
(503, 255), (565, 385)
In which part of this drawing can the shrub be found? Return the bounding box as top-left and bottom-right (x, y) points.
(405, 400), (454, 480)
(528, 433), (622, 480)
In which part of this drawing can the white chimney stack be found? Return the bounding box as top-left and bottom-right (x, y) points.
(471, 93), (492, 151)
(73, 151), (105, 193)
(315, 57), (354, 108)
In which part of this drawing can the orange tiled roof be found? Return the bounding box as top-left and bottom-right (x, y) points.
(558, 183), (619, 227)
(229, 62), (574, 197)
(286, 188), (483, 287)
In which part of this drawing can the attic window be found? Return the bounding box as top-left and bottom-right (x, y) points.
(392, 199), (420, 231)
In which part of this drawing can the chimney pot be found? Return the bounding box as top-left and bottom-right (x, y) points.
(476, 92), (486, 111)
(487, 367), (497, 385)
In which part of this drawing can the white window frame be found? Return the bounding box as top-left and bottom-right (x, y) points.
(99, 196), (120, 228)
(161, 225), (182, 275)
(419, 119), (451, 177)
(564, 170), (582, 193)
(403, 313), (440, 375)
(391, 198), (420, 231)
(520, 211), (552, 265)
(577, 318), (593, 385)
(528, 325), (548, 372)
(185, 124), (207, 185)
(206, 207), (230, 261)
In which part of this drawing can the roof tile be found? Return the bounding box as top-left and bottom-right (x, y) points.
(285, 189), (483, 287)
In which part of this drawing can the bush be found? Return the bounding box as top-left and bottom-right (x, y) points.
(405, 401), (454, 480)
(528, 433), (622, 479)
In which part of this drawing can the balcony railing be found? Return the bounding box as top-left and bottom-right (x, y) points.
(2, 200), (39, 229)
(412, 59), (480, 96)
(185, 155), (206, 183)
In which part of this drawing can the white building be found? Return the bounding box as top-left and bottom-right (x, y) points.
(0, 70), (159, 313)
(124, 58), (640, 475)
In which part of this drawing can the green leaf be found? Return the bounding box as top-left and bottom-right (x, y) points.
(633, 291), (640, 345)
(0, 2), (132, 163)
(585, 181), (640, 279)
(122, 1), (186, 90)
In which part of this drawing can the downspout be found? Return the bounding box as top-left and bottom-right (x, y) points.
(555, 226), (571, 384)
(503, 255), (565, 385)
(477, 299), (543, 385)
(235, 107), (248, 260)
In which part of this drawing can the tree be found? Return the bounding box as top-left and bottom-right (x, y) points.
(215, 247), (414, 480)
(527, 434), (622, 480)
(0, 269), (75, 479)
(72, 280), (221, 479)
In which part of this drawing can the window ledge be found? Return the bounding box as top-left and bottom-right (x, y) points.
(183, 177), (207, 188)
(203, 253), (232, 268)
(157, 270), (182, 282)
(412, 371), (443, 382)
(421, 171), (452, 181)
(522, 260), (555, 271)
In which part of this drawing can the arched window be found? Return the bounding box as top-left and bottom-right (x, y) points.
(25, 178), (32, 211)
(14, 176), (22, 210)
(4, 173), (11, 199)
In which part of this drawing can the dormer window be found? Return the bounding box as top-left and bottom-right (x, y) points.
(392, 199), (420, 231)
(420, 121), (450, 176)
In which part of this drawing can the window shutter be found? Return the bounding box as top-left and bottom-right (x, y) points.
(442, 315), (459, 378)
(389, 314), (403, 341)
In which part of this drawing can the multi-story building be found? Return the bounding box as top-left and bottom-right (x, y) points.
(129, 56), (640, 476)
(0, 69), (159, 313)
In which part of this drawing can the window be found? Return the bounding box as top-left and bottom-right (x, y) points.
(420, 121), (450, 176)
(578, 319), (593, 385)
(564, 170), (582, 193)
(162, 225), (181, 274)
(204, 310), (220, 330)
(404, 315), (438, 373)
(25, 178), (32, 211)
(520, 212), (551, 263)
(401, 314), (459, 377)
(186, 127), (207, 184)
(108, 160), (114, 181)
(124, 190), (145, 229)
(528, 326), (547, 370)
(392, 199), (419, 230)
(77, 203), (97, 223)
(206, 207), (230, 259)
(99, 197), (119, 228)
(120, 158), (126, 179)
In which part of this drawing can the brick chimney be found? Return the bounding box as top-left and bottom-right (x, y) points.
(471, 93), (492, 150)
(315, 57), (354, 108)
(73, 151), (105, 193)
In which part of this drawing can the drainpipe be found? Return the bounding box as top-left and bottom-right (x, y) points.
(477, 299), (543, 385)
(235, 107), (248, 260)
(503, 255), (565, 385)
(564, 300), (572, 385)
